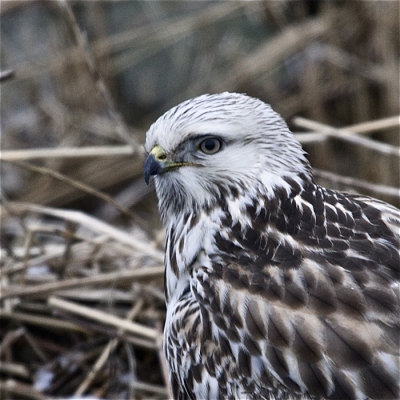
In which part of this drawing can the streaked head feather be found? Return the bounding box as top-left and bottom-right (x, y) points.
(145, 92), (311, 223)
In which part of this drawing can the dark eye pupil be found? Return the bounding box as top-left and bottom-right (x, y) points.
(199, 137), (222, 154)
(204, 139), (216, 151)
(199, 138), (222, 155)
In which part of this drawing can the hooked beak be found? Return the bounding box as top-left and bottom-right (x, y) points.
(144, 146), (166, 185)
(144, 145), (199, 184)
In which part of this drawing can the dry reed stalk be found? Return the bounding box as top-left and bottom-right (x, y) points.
(10, 2), (247, 85)
(1, 379), (52, 400)
(0, 327), (25, 357)
(317, 43), (387, 83)
(215, 11), (334, 90)
(294, 116), (400, 145)
(57, 0), (138, 150)
(0, 69), (15, 82)
(1, 115), (397, 162)
(5, 160), (138, 220)
(74, 299), (145, 396)
(50, 289), (134, 303)
(345, 116), (400, 135)
(22, 330), (50, 362)
(1, 266), (164, 299)
(293, 117), (400, 156)
(313, 169), (400, 200)
(2, 203), (164, 261)
(127, 381), (168, 397)
(2, 237), (108, 275)
(0, 311), (92, 334)
(20, 156), (145, 206)
(48, 296), (157, 340)
(0, 362), (31, 380)
(0, 145), (135, 161)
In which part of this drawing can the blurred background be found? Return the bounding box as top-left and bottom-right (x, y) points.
(1, 1), (399, 399)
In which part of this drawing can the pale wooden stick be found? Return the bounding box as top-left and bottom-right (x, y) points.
(0, 311), (91, 334)
(0, 145), (135, 161)
(294, 132), (326, 144)
(345, 115), (400, 134)
(0, 69), (15, 82)
(0, 327), (25, 357)
(22, 330), (50, 363)
(1, 117), (395, 161)
(2, 117), (395, 163)
(292, 117), (400, 156)
(5, 160), (137, 220)
(53, 288), (134, 303)
(11, 2), (245, 85)
(128, 381), (168, 396)
(294, 116), (400, 144)
(57, 0), (138, 150)
(48, 296), (157, 340)
(1, 379), (53, 400)
(216, 12), (333, 90)
(313, 169), (400, 199)
(1, 266), (164, 299)
(3, 203), (164, 262)
(1, 234), (135, 276)
(74, 299), (145, 396)
(0, 362), (30, 380)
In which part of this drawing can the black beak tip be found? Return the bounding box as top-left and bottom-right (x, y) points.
(144, 153), (162, 185)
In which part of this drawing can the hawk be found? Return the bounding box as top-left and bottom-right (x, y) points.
(144, 93), (399, 399)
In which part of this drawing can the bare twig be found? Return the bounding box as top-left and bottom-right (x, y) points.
(215, 12), (334, 90)
(0, 69), (15, 82)
(1, 266), (164, 299)
(313, 169), (400, 200)
(74, 299), (145, 396)
(124, 340), (137, 399)
(5, 160), (138, 220)
(345, 115), (400, 135)
(1, 235), (109, 275)
(22, 330), (50, 362)
(128, 381), (168, 397)
(9, 2), (247, 85)
(0, 311), (91, 334)
(0, 328), (26, 357)
(3, 203), (164, 262)
(57, 0), (138, 149)
(0, 379), (55, 400)
(50, 309), (157, 350)
(294, 132), (327, 144)
(0, 145), (136, 161)
(294, 116), (400, 144)
(48, 296), (157, 340)
(318, 43), (387, 83)
(0, 362), (31, 380)
(293, 117), (400, 156)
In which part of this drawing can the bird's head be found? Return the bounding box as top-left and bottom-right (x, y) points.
(144, 92), (312, 224)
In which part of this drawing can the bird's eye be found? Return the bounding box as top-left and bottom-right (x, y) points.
(199, 138), (222, 154)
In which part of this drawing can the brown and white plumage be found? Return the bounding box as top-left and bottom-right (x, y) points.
(144, 93), (400, 399)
